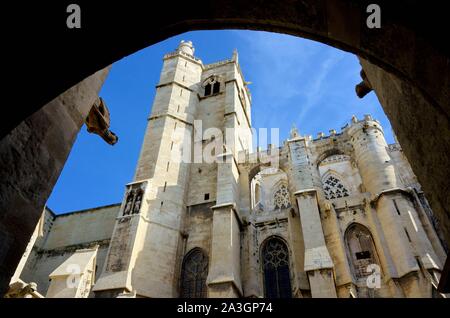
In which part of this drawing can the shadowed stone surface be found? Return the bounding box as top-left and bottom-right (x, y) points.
(361, 56), (450, 262)
(4, 1), (449, 138)
(0, 67), (110, 296)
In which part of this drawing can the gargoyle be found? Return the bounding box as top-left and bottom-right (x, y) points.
(355, 69), (373, 98)
(5, 281), (38, 298)
(85, 97), (118, 145)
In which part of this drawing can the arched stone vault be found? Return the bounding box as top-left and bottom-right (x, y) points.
(4, 0), (449, 137)
(1, 0), (450, 295)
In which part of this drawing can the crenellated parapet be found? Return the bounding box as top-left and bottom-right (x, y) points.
(163, 40), (203, 65)
(203, 59), (234, 70)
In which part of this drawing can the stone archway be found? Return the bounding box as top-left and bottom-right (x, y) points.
(1, 0), (449, 295)
(4, 0), (448, 137)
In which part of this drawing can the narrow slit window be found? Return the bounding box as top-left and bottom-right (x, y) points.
(404, 228), (412, 242)
(393, 199), (401, 216)
(204, 193), (210, 201)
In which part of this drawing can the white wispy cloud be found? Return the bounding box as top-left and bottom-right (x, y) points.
(231, 30), (392, 143)
(235, 31), (349, 133)
(296, 50), (345, 123)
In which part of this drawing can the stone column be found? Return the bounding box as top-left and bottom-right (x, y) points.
(208, 205), (242, 297)
(286, 202), (310, 297)
(320, 201), (354, 295)
(207, 153), (242, 297)
(288, 137), (337, 298)
(295, 190), (337, 298)
(241, 223), (261, 297)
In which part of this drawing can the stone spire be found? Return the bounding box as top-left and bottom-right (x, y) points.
(290, 123), (299, 138)
(232, 49), (239, 63)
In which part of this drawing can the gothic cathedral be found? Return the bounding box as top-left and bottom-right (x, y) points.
(7, 41), (448, 298)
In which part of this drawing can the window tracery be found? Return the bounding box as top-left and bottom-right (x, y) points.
(203, 76), (220, 97)
(323, 175), (349, 200)
(273, 184), (291, 209)
(262, 237), (292, 298)
(345, 224), (380, 279)
(180, 248), (208, 298)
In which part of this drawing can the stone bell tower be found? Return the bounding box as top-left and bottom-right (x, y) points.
(93, 41), (253, 298)
(93, 40), (202, 297)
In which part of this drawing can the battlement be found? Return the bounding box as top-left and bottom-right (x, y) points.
(163, 50), (203, 64)
(236, 115), (385, 165)
(310, 114), (383, 142)
(163, 40), (202, 64)
(203, 59), (234, 70)
(204, 47), (240, 71)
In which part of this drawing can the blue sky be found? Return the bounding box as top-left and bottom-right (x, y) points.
(47, 30), (394, 214)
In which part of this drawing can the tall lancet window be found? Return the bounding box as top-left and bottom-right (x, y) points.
(345, 224), (380, 279)
(262, 237), (292, 298)
(273, 184), (291, 209)
(323, 175), (349, 200)
(180, 248), (208, 298)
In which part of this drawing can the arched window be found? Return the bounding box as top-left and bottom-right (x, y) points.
(204, 83), (212, 96)
(345, 224), (380, 280)
(203, 76), (220, 96)
(180, 248), (208, 298)
(255, 183), (261, 204)
(212, 81), (220, 94)
(323, 175), (349, 200)
(273, 184), (291, 209)
(262, 237), (292, 298)
(254, 182), (262, 208)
